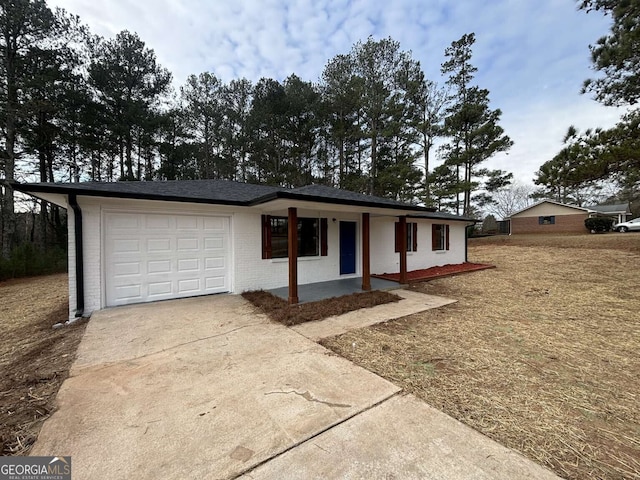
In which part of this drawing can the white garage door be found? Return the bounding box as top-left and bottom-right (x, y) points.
(104, 212), (230, 306)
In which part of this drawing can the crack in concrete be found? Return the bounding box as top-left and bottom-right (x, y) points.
(72, 322), (264, 375)
(265, 390), (351, 408)
(231, 390), (401, 480)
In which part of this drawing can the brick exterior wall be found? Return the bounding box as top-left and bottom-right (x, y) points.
(511, 213), (589, 234)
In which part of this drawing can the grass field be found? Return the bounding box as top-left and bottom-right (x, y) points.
(322, 233), (640, 480)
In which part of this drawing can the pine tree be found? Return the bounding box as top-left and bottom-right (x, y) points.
(441, 33), (513, 216)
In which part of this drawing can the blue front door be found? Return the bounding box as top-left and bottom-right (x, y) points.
(340, 221), (357, 275)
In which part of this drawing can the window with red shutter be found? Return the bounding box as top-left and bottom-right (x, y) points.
(395, 221), (417, 252)
(432, 224), (448, 251)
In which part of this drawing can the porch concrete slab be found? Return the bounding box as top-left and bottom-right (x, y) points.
(31, 295), (400, 480)
(268, 276), (399, 304)
(291, 289), (456, 341)
(241, 394), (561, 480)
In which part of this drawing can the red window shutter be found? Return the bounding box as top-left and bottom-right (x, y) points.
(445, 225), (450, 250)
(412, 223), (418, 251)
(431, 224), (438, 251)
(320, 218), (328, 256)
(394, 222), (401, 252)
(261, 215), (272, 259)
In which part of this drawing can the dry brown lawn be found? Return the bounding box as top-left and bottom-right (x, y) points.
(322, 234), (640, 480)
(0, 273), (86, 455)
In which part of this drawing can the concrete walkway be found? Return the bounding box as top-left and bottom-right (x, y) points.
(31, 294), (560, 480)
(292, 289), (456, 341)
(242, 394), (559, 480)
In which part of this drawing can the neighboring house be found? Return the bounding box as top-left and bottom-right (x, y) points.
(584, 203), (631, 225)
(14, 180), (475, 320)
(508, 200), (632, 234)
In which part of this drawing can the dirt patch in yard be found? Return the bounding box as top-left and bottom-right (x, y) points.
(322, 241), (640, 480)
(242, 289), (401, 326)
(0, 274), (87, 456)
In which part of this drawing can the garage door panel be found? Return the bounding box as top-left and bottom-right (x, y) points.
(178, 258), (199, 272)
(204, 237), (224, 250)
(205, 257), (225, 269)
(178, 278), (201, 293)
(148, 260), (172, 274)
(147, 238), (172, 253)
(113, 261), (140, 276)
(146, 215), (172, 228)
(148, 281), (172, 297)
(113, 238), (140, 253)
(177, 237), (199, 251)
(110, 214), (140, 229)
(205, 276), (226, 289)
(105, 213), (230, 306)
(176, 216), (198, 229)
(113, 284), (142, 301)
(203, 217), (226, 231)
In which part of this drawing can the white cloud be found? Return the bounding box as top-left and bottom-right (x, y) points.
(49, 0), (623, 182)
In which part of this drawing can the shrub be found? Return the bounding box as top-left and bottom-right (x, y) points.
(584, 217), (614, 233)
(482, 215), (498, 234)
(0, 243), (67, 281)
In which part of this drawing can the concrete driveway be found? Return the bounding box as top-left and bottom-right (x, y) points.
(32, 294), (560, 480)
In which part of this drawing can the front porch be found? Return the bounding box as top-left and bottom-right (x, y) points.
(268, 277), (399, 304)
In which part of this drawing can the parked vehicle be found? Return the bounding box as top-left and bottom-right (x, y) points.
(613, 217), (640, 232)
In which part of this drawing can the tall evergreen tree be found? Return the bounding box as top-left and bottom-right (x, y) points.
(349, 36), (419, 196)
(248, 77), (288, 185)
(410, 79), (449, 203)
(320, 53), (362, 188)
(282, 74), (320, 187)
(221, 78), (253, 182)
(180, 72), (225, 179)
(0, 0), (56, 258)
(441, 33), (513, 216)
(88, 30), (171, 181)
(580, 0), (640, 106)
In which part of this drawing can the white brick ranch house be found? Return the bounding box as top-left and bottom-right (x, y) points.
(14, 180), (476, 320)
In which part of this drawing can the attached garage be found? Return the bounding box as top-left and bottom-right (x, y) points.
(104, 212), (230, 306)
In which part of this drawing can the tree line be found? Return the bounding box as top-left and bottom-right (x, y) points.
(0, 0), (514, 261)
(534, 0), (640, 210)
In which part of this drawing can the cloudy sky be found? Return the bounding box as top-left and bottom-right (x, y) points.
(50, 0), (625, 185)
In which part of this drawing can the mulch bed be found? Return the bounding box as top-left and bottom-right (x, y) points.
(373, 262), (495, 283)
(242, 289), (402, 326)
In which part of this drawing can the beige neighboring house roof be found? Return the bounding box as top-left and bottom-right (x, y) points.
(508, 199), (594, 219)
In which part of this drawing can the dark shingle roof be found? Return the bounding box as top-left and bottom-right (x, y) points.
(287, 184), (428, 210)
(14, 180), (285, 205)
(586, 203), (630, 214)
(409, 212), (478, 223)
(13, 179), (438, 213)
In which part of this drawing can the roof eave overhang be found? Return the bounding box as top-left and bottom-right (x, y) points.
(251, 190), (435, 213)
(12, 182), (436, 214)
(407, 214), (479, 223)
(11, 183), (249, 207)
